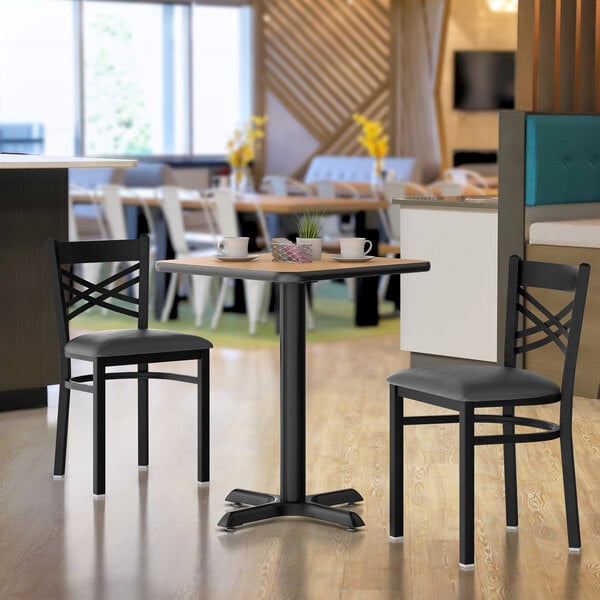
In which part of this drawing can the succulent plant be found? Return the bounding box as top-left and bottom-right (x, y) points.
(295, 210), (323, 238)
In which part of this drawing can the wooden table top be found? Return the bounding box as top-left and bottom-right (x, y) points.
(156, 253), (430, 283)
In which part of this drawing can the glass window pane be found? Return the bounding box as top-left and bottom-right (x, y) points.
(192, 5), (250, 156)
(0, 0), (76, 156)
(83, 1), (188, 156)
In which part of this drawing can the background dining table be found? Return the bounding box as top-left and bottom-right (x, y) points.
(70, 188), (390, 324)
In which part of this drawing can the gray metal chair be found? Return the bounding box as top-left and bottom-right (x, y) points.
(47, 235), (212, 496)
(387, 255), (590, 567)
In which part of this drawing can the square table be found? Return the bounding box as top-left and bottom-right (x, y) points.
(155, 253), (430, 530)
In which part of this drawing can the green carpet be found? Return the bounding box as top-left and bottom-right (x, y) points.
(73, 281), (400, 349)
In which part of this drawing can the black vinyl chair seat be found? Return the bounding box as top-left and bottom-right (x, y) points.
(388, 255), (590, 568)
(66, 329), (212, 360)
(387, 365), (561, 406)
(47, 235), (212, 496)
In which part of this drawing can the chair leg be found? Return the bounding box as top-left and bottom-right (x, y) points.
(389, 387), (404, 539)
(560, 429), (581, 550)
(161, 273), (179, 322)
(93, 360), (106, 496)
(459, 406), (475, 568)
(243, 279), (267, 335)
(503, 406), (518, 528)
(190, 274), (212, 328)
(305, 291), (315, 331)
(198, 352), (210, 483)
(53, 358), (71, 477)
(211, 278), (230, 330)
(138, 363), (149, 467)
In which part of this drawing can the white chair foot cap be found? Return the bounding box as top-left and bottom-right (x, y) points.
(53, 475), (65, 480)
(459, 562), (475, 570)
(389, 535), (404, 542)
(506, 525), (518, 531)
(197, 481), (210, 487)
(138, 465), (149, 471)
(569, 547), (581, 553)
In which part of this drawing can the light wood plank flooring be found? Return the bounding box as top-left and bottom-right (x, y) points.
(1, 335), (600, 599)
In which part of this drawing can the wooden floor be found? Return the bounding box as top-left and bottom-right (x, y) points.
(1, 335), (600, 599)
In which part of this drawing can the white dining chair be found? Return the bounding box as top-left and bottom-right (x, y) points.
(208, 189), (271, 335)
(443, 167), (490, 188)
(157, 185), (216, 327)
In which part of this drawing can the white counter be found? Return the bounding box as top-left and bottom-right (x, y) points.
(0, 155), (135, 410)
(0, 154), (136, 169)
(394, 196), (498, 364)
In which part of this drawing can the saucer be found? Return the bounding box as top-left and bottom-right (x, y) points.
(215, 254), (259, 261)
(331, 255), (374, 262)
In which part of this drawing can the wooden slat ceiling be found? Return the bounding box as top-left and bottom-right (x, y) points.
(261, 0), (391, 171)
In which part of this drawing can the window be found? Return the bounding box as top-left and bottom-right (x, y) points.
(0, 0), (76, 155)
(0, 0), (251, 159)
(192, 5), (252, 155)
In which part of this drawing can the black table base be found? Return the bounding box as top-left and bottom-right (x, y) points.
(217, 282), (366, 532)
(218, 487), (365, 530)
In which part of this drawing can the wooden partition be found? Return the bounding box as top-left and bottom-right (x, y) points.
(516, 0), (600, 112)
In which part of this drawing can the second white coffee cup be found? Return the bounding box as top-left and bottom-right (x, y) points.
(217, 236), (249, 257)
(339, 237), (373, 258)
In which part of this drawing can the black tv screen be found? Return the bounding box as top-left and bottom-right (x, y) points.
(454, 51), (515, 110)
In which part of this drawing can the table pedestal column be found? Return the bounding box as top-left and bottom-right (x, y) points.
(217, 282), (365, 530)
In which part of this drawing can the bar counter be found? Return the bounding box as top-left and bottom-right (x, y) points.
(0, 154), (135, 410)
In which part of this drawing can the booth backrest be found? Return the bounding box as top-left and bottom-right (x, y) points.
(525, 114), (600, 207)
(304, 155), (421, 184)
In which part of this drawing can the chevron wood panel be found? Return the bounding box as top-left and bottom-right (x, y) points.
(258, 0), (392, 178)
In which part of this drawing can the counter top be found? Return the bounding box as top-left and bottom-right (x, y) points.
(0, 154), (137, 169)
(392, 195), (498, 209)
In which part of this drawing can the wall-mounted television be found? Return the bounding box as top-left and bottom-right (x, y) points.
(454, 50), (515, 111)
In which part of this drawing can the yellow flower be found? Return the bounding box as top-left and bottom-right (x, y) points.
(352, 113), (389, 170)
(226, 115), (268, 170)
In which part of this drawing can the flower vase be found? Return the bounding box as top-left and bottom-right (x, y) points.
(371, 159), (385, 195)
(230, 167), (247, 193)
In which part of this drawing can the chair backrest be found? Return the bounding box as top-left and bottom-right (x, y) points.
(382, 180), (431, 199)
(97, 184), (128, 240)
(312, 179), (359, 198)
(504, 255), (590, 399)
(443, 167), (489, 188)
(157, 186), (194, 255)
(47, 236), (150, 349)
(261, 175), (311, 196)
(429, 181), (464, 196)
(211, 189), (241, 238)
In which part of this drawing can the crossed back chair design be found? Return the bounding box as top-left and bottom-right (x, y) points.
(47, 235), (213, 496)
(387, 255), (590, 567)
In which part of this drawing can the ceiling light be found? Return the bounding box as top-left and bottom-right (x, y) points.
(487, 0), (518, 12)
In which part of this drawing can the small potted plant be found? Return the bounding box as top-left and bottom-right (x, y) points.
(295, 210), (324, 261)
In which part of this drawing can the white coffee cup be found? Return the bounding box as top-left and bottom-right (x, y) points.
(339, 237), (373, 259)
(217, 237), (249, 257)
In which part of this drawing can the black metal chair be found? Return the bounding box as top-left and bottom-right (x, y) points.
(47, 235), (213, 496)
(387, 255), (590, 567)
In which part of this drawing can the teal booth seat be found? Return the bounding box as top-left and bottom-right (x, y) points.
(525, 114), (600, 207)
